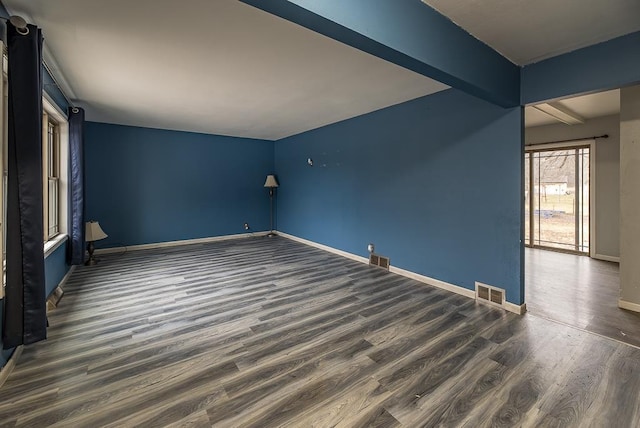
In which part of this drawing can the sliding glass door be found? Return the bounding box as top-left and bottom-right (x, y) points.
(524, 145), (590, 254)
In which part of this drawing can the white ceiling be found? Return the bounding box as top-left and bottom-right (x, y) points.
(422, 0), (640, 65)
(4, 0), (638, 139)
(3, 0), (447, 140)
(525, 89), (620, 128)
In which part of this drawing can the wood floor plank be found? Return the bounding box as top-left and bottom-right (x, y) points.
(532, 338), (618, 428)
(461, 323), (588, 428)
(412, 358), (509, 428)
(526, 247), (640, 348)
(163, 410), (213, 428)
(580, 345), (640, 427)
(229, 356), (379, 428)
(0, 237), (639, 427)
(293, 377), (392, 428)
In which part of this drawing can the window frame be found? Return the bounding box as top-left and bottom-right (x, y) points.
(43, 111), (60, 241)
(42, 95), (69, 256)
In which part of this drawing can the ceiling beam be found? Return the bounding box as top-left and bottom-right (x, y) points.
(522, 31), (640, 105)
(240, 0), (520, 108)
(532, 103), (585, 125)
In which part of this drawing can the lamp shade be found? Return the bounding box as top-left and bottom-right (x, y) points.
(264, 174), (279, 188)
(85, 221), (108, 242)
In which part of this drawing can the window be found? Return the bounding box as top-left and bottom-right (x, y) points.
(43, 113), (60, 240)
(42, 96), (70, 254)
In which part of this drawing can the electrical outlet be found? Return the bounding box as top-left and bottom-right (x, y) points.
(244, 222), (250, 230)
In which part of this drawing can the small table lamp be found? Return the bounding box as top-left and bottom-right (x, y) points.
(85, 221), (108, 266)
(264, 174), (279, 237)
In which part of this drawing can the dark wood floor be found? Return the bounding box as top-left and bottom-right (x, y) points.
(525, 248), (640, 348)
(1, 237), (640, 427)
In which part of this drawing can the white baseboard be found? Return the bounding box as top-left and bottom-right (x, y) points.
(504, 301), (527, 315)
(0, 345), (23, 388)
(593, 254), (620, 263)
(277, 232), (370, 265)
(619, 299), (640, 313)
(389, 265), (475, 299)
(277, 232), (529, 313)
(95, 232), (269, 255)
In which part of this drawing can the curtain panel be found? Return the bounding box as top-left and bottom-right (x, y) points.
(3, 22), (47, 348)
(68, 107), (85, 265)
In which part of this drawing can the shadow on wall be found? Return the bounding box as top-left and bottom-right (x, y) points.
(275, 88), (523, 304)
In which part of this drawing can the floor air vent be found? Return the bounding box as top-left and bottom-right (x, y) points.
(475, 282), (505, 309)
(369, 254), (390, 270)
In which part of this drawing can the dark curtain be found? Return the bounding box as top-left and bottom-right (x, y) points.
(68, 107), (85, 265)
(3, 23), (47, 349)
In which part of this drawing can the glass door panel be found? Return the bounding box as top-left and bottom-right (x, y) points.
(578, 148), (590, 252)
(525, 145), (590, 254)
(537, 149), (576, 250)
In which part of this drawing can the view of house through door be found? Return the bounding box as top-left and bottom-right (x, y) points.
(524, 144), (590, 254)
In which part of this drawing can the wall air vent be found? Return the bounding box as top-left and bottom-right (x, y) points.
(369, 254), (390, 271)
(475, 282), (505, 309)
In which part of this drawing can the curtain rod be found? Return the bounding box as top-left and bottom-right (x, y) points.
(42, 61), (77, 111)
(526, 134), (609, 146)
(1, 15), (28, 33)
(1, 16), (77, 112)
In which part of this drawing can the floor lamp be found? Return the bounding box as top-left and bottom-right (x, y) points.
(85, 221), (108, 265)
(264, 174), (279, 237)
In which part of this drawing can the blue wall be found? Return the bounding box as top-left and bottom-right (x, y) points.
(45, 241), (70, 297)
(275, 89), (524, 304)
(84, 122), (274, 248)
(522, 31), (640, 104)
